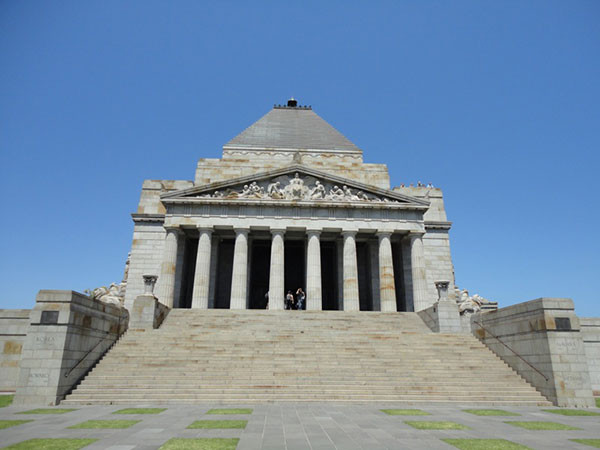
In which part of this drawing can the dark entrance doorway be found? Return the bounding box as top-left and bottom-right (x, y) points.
(214, 239), (234, 309)
(284, 240), (306, 307)
(249, 240), (271, 309)
(320, 241), (339, 310)
(178, 237), (197, 309)
(392, 242), (407, 311)
(356, 242), (373, 311)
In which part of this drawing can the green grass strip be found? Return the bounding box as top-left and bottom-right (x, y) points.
(159, 438), (240, 449)
(443, 438), (532, 450)
(68, 419), (140, 429)
(381, 408), (430, 415)
(112, 407), (166, 414)
(3, 439), (97, 450)
(188, 420), (247, 429)
(404, 420), (469, 430)
(0, 394), (14, 407)
(543, 409), (600, 416)
(17, 408), (77, 415)
(571, 439), (600, 448)
(505, 421), (581, 430)
(463, 409), (520, 416)
(206, 408), (252, 415)
(596, 398), (600, 408)
(0, 420), (33, 429)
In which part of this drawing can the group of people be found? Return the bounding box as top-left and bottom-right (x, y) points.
(265, 288), (305, 310)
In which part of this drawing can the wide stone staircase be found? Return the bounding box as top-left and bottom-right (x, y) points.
(62, 310), (551, 405)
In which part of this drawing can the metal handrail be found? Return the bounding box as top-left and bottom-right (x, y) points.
(64, 315), (123, 378)
(473, 320), (549, 382)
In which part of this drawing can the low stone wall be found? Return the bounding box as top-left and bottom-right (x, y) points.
(0, 309), (30, 391)
(581, 318), (600, 395)
(13, 290), (128, 406)
(470, 298), (594, 407)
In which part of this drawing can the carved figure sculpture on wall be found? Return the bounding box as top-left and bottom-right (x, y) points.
(454, 286), (494, 315)
(310, 181), (326, 199)
(329, 185), (344, 199)
(267, 181), (284, 199)
(284, 173), (308, 199)
(342, 185), (359, 201)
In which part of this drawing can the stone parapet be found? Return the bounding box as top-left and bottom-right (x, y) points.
(129, 295), (170, 330)
(417, 301), (464, 334)
(470, 298), (594, 407)
(13, 290), (128, 406)
(0, 309), (31, 391)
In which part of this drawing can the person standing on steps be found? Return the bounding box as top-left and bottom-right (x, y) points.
(296, 287), (305, 310)
(285, 290), (294, 310)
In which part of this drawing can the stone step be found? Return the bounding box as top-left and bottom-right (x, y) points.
(63, 310), (548, 405)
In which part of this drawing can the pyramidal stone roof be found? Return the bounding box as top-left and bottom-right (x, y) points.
(224, 102), (361, 153)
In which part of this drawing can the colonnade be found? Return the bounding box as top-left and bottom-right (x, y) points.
(157, 227), (428, 312)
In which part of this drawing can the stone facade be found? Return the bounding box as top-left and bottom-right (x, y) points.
(124, 102), (455, 313)
(581, 318), (600, 395)
(0, 310), (30, 391)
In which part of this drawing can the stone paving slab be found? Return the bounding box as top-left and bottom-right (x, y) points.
(1, 402), (600, 449)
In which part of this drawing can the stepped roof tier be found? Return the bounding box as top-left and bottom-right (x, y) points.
(225, 100), (361, 153)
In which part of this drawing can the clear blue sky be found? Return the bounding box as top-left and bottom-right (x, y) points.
(1, 1), (598, 316)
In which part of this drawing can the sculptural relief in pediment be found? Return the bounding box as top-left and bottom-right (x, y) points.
(193, 173), (400, 204)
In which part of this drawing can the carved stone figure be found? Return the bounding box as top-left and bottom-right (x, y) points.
(343, 185), (359, 201)
(284, 173), (308, 199)
(310, 181), (326, 199)
(329, 185), (344, 199)
(267, 181), (284, 199)
(454, 285), (494, 315)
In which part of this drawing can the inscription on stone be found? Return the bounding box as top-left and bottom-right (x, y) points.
(40, 311), (59, 324)
(28, 370), (49, 386)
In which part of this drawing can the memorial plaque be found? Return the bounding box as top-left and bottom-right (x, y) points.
(40, 311), (59, 324)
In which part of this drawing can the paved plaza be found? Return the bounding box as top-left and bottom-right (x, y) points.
(2, 400), (600, 449)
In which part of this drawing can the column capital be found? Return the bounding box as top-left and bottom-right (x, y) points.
(270, 228), (286, 236)
(164, 226), (180, 234)
(196, 226), (213, 234)
(234, 228), (249, 236)
(376, 231), (393, 240)
(306, 229), (322, 238)
(407, 231), (425, 241)
(341, 230), (357, 238)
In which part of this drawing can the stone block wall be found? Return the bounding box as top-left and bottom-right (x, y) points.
(470, 298), (594, 407)
(195, 151), (391, 189)
(14, 290), (128, 406)
(124, 222), (167, 309)
(422, 230), (455, 306)
(0, 310), (30, 391)
(581, 317), (600, 395)
(417, 301), (463, 333)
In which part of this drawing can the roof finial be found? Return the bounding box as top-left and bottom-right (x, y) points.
(287, 97), (298, 107)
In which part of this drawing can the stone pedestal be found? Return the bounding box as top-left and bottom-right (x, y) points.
(13, 290), (128, 406)
(471, 298), (595, 407)
(130, 275), (170, 330)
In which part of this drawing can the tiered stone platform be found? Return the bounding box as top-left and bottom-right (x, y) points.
(63, 310), (551, 405)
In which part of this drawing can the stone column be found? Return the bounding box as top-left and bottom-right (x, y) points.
(191, 228), (212, 309)
(158, 227), (179, 308)
(409, 232), (429, 312)
(342, 231), (360, 311)
(377, 232), (397, 312)
(306, 230), (322, 310)
(230, 228), (249, 309)
(269, 229), (285, 310)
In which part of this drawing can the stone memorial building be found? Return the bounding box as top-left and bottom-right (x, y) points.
(125, 98), (454, 313)
(2, 99), (598, 407)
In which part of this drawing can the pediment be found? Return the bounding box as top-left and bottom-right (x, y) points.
(161, 165), (429, 207)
